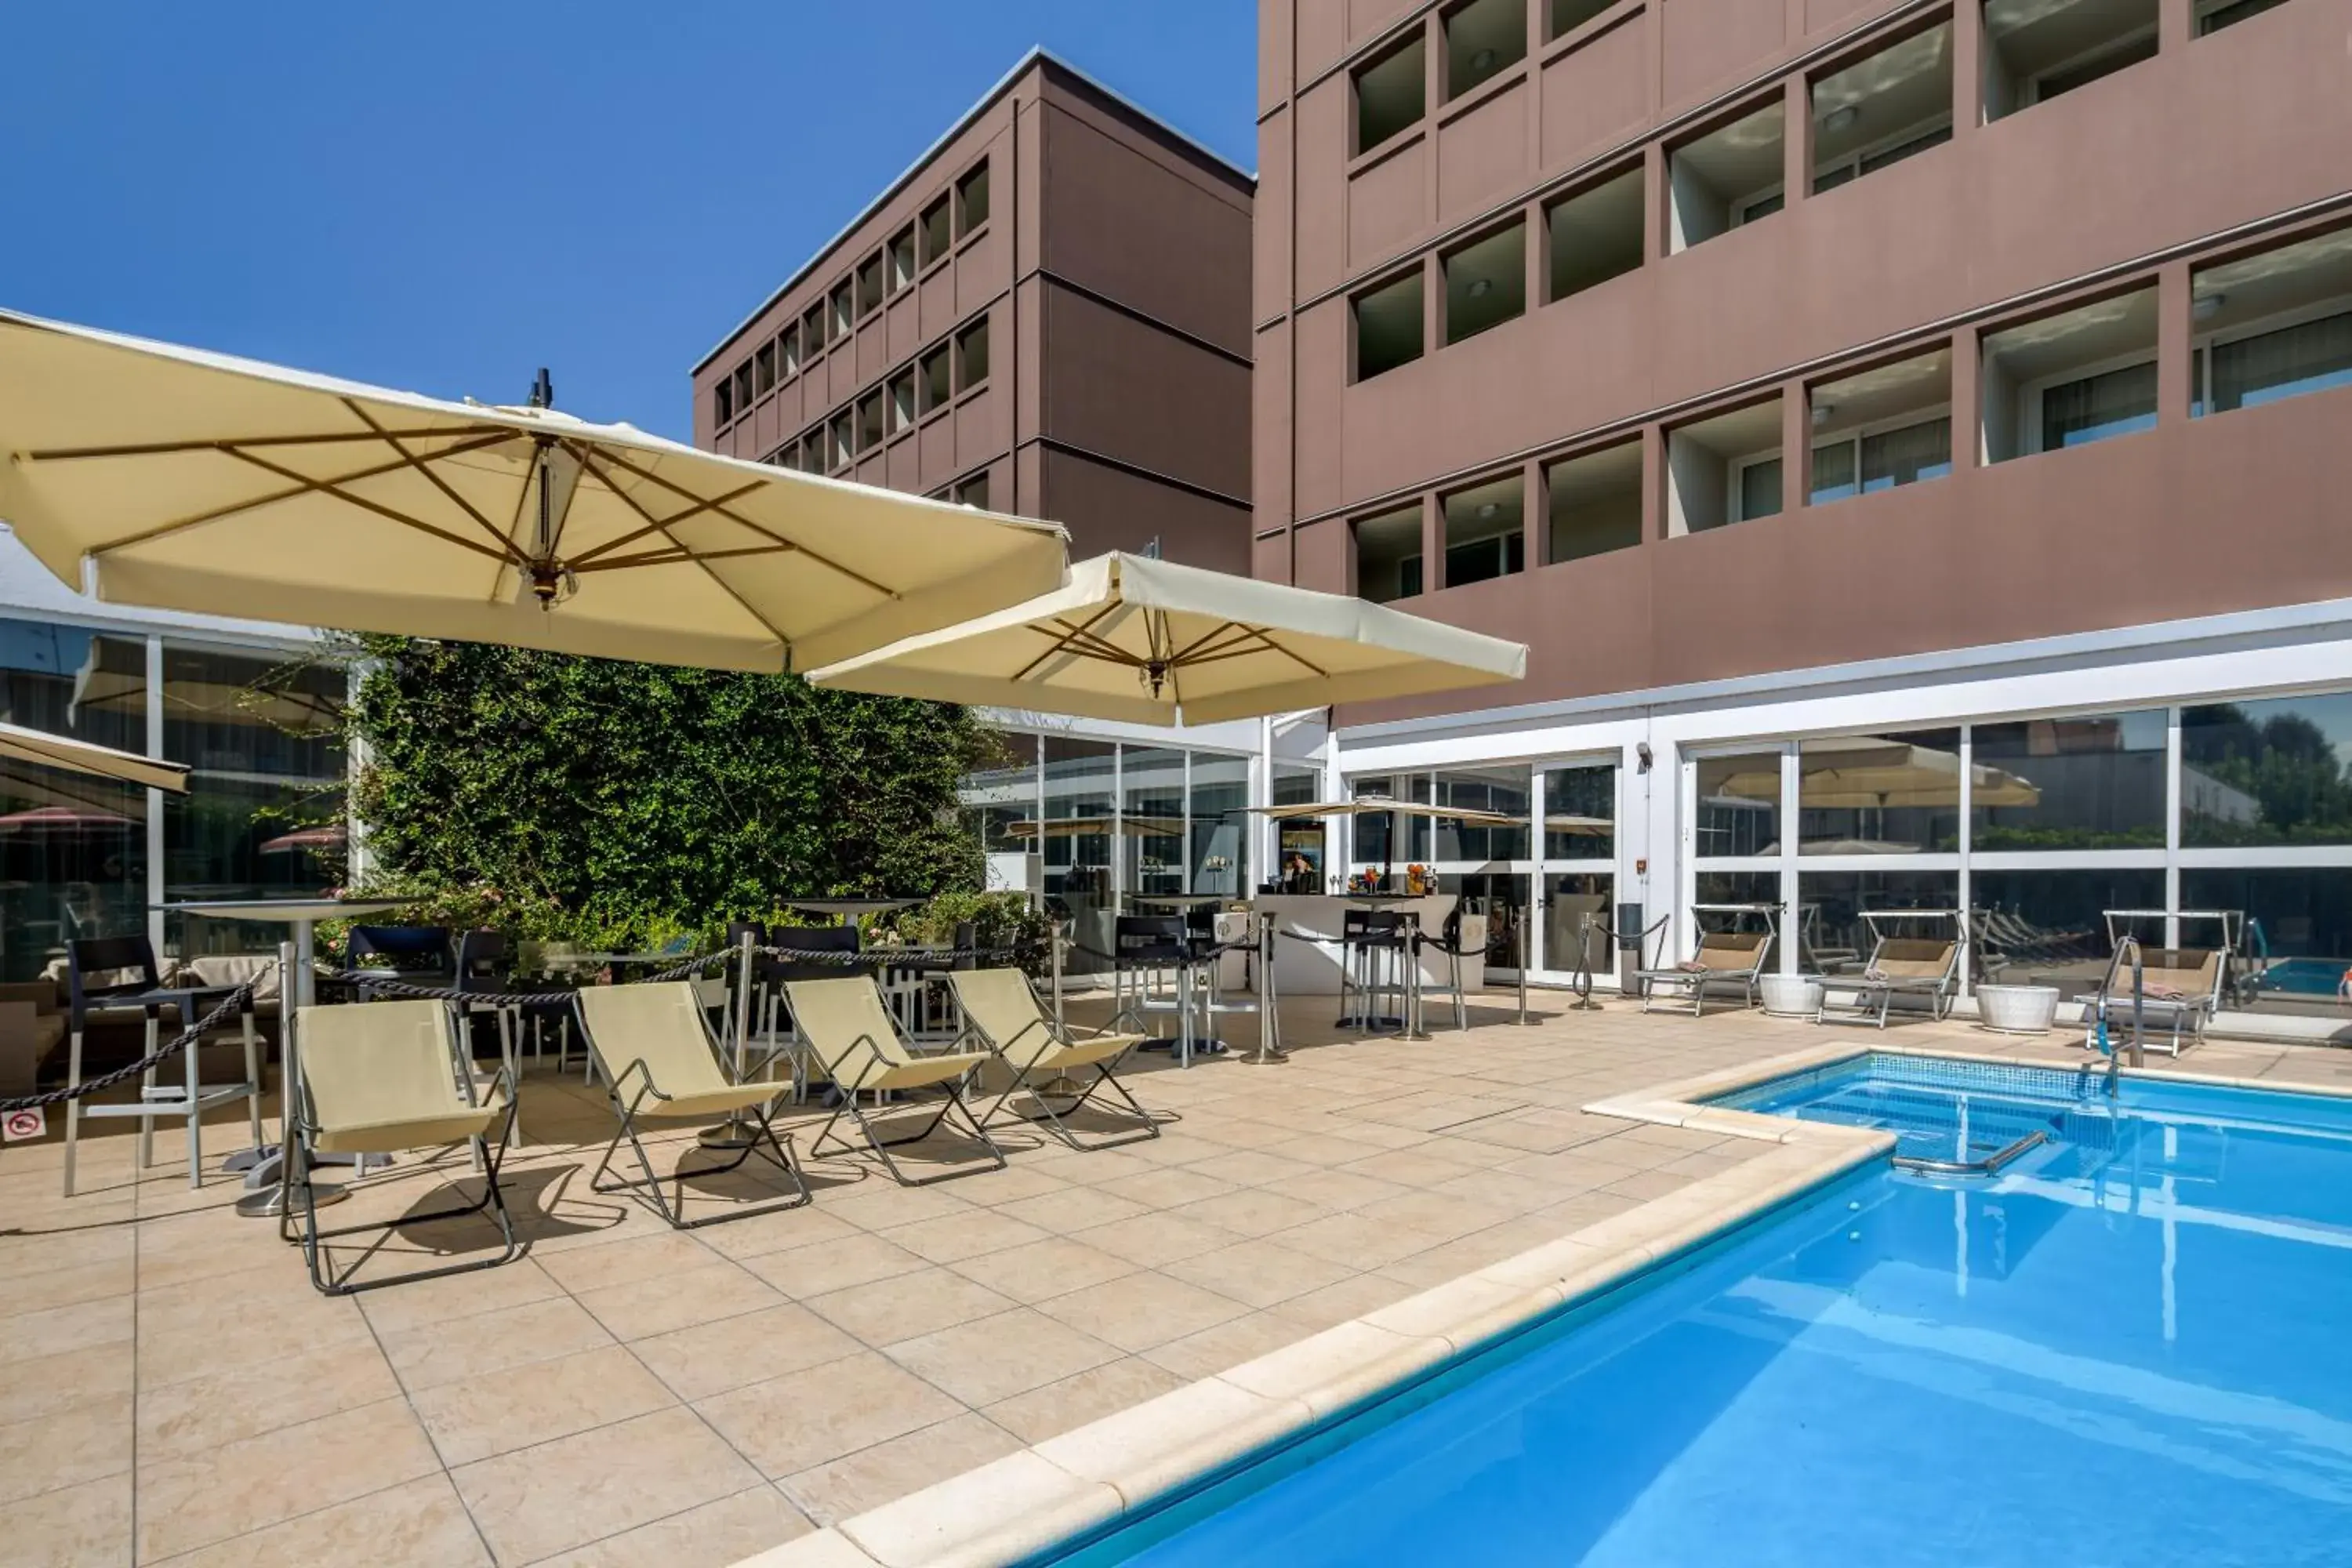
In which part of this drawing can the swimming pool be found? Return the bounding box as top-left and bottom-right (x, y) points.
(1056, 1061), (2352, 1566)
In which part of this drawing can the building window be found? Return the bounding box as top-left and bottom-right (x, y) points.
(1696, 751), (1781, 858)
(1352, 270), (1425, 382)
(956, 162), (990, 234)
(920, 345), (953, 413)
(1544, 440), (1642, 563)
(2196, 0), (2286, 32)
(887, 369), (916, 434)
(920, 196), (953, 267)
(1811, 22), (1953, 197)
(956, 320), (990, 390)
(1972, 710), (2169, 851)
(779, 323), (800, 377)
(1973, 867), (2163, 989)
(1808, 416), (1951, 502)
(1546, 167), (1643, 304)
(801, 430), (826, 472)
(954, 473), (990, 510)
(2180, 694), (2352, 848)
(828, 411), (854, 470)
(1355, 505), (1424, 603)
(1668, 396), (1783, 532)
(1797, 731), (1963, 854)
(713, 378), (734, 427)
(829, 281), (854, 338)
(2189, 228), (2352, 417)
(2179, 867), (2352, 1015)
(753, 343), (775, 397)
(1443, 221), (1526, 346)
(1444, 0), (1526, 100)
(1190, 752), (1250, 898)
(1543, 763), (1615, 861)
(1806, 346), (1954, 503)
(731, 363), (753, 416)
(1548, 0), (1616, 38)
(1982, 287), (2158, 460)
(889, 226), (916, 293)
(1353, 33), (1426, 154)
(1442, 475), (1526, 588)
(803, 302), (828, 354)
(855, 253), (885, 321)
(1668, 99), (1785, 252)
(1984, 0), (2158, 120)
(856, 390), (884, 454)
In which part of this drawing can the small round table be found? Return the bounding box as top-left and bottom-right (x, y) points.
(782, 896), (923, 926)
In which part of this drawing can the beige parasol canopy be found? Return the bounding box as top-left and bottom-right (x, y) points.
(1248, 797), (1520, 827)
(1714, 736), (2042, 810)
(0, 309), (1068, 673)
(805, 551), (1526, 724)
(0, 720), (188, 793)
(1001, 815), (1189, 840)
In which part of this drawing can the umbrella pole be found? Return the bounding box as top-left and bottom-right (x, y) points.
(702, 930), (760, 1150)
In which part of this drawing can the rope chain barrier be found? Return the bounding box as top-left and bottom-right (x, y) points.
(0, 984), (255, 1113)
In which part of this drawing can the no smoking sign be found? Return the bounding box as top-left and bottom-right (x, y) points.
(2, 1107), (46, 1142)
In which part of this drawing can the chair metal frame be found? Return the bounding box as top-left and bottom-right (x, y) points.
(1815, 909), (1964, 1029)
(952, 969), (1160, 1151)
(1635, 903), (1779, 1017)
(796, 982), (1006, 1187)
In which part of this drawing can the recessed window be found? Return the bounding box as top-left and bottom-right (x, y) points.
(1667, 397), (1784, 532)
(888, 369), (916, 434)
(1981, 288), (2158, 460)
(1444, 0), (1525, 100)
(1544, 441), (1642, 562)
(956, 320), (990, 389)
(753, 343), (775, 397)
(1983, 0), (2158, 120)
(1806, 347), (1954, 504)
(803, 303), (827, 354)
(920, 345), (953, 412)
(1355, 505), (1424, 603)
(1546, 168), (1643, 303)
(1352, 270), (1425, 382)
(829, 281), (853, 338)
(956, 163), (990, 234)
(2197, 0), (2285, 33)
(1443, 222), (1526, 345)
(828, 411), (854, 470)
(1810, 22), (1953, 197)
(856, 391), (884, 453)
(920, 196), (953, 267)
(2191, 227), (2352, 418)
(1442, 476), (1526, 587)
(889, 227), (916, 292)
(856, 254), (885, 320)
(779, 324), (800, 377)
(1668, 100), (1786, 252)
(731, 363), (753, 414)
(1353, 34), (1426, 154)
(713, 378), (735, 426)
(802, 430), (826, 472)
(955, 472), (991, 510)
(1548, 0), (1615, 38)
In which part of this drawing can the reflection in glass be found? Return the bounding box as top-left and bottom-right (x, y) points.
(1272, 764), (1325, 892)
(2181, 867), (2352, 1015)
(1795, 871), (1958, 974)
(1543, 764), (1614, 860)
(1797, 730), (1962, 854)
(1044, 737), (1116, 972)
(1352, 774), (1432, 866)
(1544, 868), (1613, 974)
(1693, 871), (1782, 971)
(1123, 747), (1187, 901)
(1971, 712), (2167, 850)
(1695, 752), (1780, 858)
(1454, 870), (1530, 970)
(1971, 867), (2164, 989)
(0, 764), (146, 982)
(1189, 753), (1249, 899)
(1435, 766), (1529, 861)
(2180, 695), (2352, 848)
(960, 731), (1038, 891)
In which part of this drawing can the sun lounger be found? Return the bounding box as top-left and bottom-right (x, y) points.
(575, 982), (810, 1229)
(947, 967), (1158, 1149)
(1818, 937), (1961, 1028)
(2074, 946), (2225, 1057)
(785, 975), (1005, 1186)
(285, 999), (521, 1294)
(1635, 928), (1771, 1016)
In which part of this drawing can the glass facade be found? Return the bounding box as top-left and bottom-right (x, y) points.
(1696, 751), (1780, 857)
(1189, 753), (1249, 900)
(1796, 870), (1959, 972)
(1272, 764), (1325, 892)
(1972, 711), (2168, 850)
(1798, 729), (1962, 854)
(2180, 695), (2352, 847)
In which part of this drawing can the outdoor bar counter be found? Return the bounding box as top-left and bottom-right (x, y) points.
(1247, 893), (1479, 996)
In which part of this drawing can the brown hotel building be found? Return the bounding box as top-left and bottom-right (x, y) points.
(1253, 0), (2352, 1028)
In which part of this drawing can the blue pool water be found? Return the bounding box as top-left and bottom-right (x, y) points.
(1062, 1062), (2352, 1566)
(2260, 956), (2350, 996)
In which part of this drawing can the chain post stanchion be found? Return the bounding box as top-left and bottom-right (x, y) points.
(1515, 907), (1531, 1026)
(702, 930), (761, 1152)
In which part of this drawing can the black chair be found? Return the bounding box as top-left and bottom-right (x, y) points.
(60, 935), (263, 1196)
(344, 925), (455, 995)
(768, 924), (862, 1094)
(1112, 914), (1214, 1065)
(1340, 909), (1410, 1033)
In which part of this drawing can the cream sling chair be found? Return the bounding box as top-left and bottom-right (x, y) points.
(783, 975), (1005, 1186)
(285, 999), (520, 1296)
(574, 983), (810, 1229)
(947, 967), (1159, 1149)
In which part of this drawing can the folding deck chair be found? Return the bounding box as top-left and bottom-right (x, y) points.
(2074, 945), (2226, 1058)
(1817, 912), (1962, 1029)
(948, 967), (1158, 1149)
(574, 982), (810, 1229)
(784, 975), (1004, 1186)
(1634, 905), (1777, 1016)
(284, 999), (521, 1295)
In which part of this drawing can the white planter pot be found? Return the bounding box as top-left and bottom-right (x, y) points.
(1976, 984), (2061, 1035)
(1759, 974), (1825, 1018)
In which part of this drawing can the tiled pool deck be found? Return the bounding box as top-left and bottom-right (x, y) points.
(8, 993), (2352, 1566)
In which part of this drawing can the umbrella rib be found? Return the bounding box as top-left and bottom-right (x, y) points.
(216, 448), (514, 563)
(565, 480), (768, 568)
(1011, 607), (1138, 681)
(20, 424), (521, 461)
(571, 451), (796, 650)
(575, 442), (900, 601)
(84, 431), (521, 560)
(342, 401), (532, 562)
(571, 543), (801, 572)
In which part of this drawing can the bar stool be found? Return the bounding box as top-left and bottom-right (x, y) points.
(1112, 914), (1210, 1066)
(1340, 909), (1409, 1033)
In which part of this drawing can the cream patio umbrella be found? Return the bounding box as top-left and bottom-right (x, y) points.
(0, 309), (1068, 672)
(804, 551), (1526, 724)
(0, 719), (188, 794)
(1715, 737), (2042, 811)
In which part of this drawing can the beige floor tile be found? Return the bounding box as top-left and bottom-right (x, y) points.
(881, 1305), (1123, 1406)
(452, 1405), (760, 1566)
(1601, 1167), (1698, 1202)
(1065, 1210), (1248, 1269)
(0, 1255), (133, 1322)
(1098, 1166), (1241, 1209)
(695, 1352), (965, 1479)
(992, 1185), (1154, 1233)
(1192, 1149), (1323, 1188)
(379, 1295), (615, 1393)
(139, 1338), (405, 1460)
(136, 1397), (444, 1562)
(1265, 1270), (1421, 1332)
(629, 1301), (863, 1403)
(802, 1176), (980, 1232)
(1275, 1166), (1417, 1211)
(147, 1473), (489, 1568)
(1170, 1187), (1331, 1240)
(572, 1258), (786, 1342)
(535, 1230), (717, 1294)
(804, 1266), (1016, 1346)
(0, 1223), (132, 1279)
(0, 1294), (132, 1369)
(137, 1283), (377, 1390)
(0, 1341), (131, 1428)
(1160, 1237), (1359, 1309)
(877, 1207), (1052, 1265)
(951, 1164), (1074, 1207)
(1334, 1148), (1482, 1186)
(0, 1391), (130, 1507)
(9, 1472), (130, 1566)
(526, 1483), (811, 1567)
(981, 1356), (1194, 1445)
(352, 1258), (567, 1337)
(1033, 1269), (1250, 1353)
(738, 1232), (930, 1300)
(1353, 1189), (1517, 1242)
(691, 1207), (863, 1261)
(779, 1412), (1024, 1526)
(412, 1343), (677, 1468)
(943, 1236), (1142, 1305)
(1140, 1308), (1316, 1381)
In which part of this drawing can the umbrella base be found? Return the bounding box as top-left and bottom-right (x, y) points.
(699, 1120), (761, 1151)
(237, 1180), (347, 1218)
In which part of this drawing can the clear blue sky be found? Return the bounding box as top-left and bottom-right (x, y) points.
(1, 2), (1257, 441)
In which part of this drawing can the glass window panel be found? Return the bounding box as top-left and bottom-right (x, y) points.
(1445, 0), (1526, 100)
(1795, 870), (1959, 974)
(1273, 764), (1326, 893)
(920, 197), (953, 266)
(1693, 872), (1783, 971)
(1122, 746), (1188, 901)
(1696, 750), (1780, 858)
(1738, 459), (1784, 521)
(1453, 870), (1530, 968)
(1971, 867), (2164, 990)
(956, 163), (991, 232)
(1434, 766), (1530, 862)
(2180, 695), (2352, 847)
(2180, 867), (2352, 1015)
(2210, 310), (2352, 414)
(1860, 416), (1951, 490)
(1542, 764), (1615, 860)
(957, 320), (990, 388)
(1350, 774), (1431, 872)
(2041, 360), (2157, 449)
(1189, 753), (1250, 900)
(1043, 737), (1115, 971)
(960, 731), (1038, 894)
(1798, 728), (1962, 854)
(1544, 867), (1614, 973)
(920, 347), (953, 412)
(1970, 711), (2168, 849)
(1809, 440), (1857, 503)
